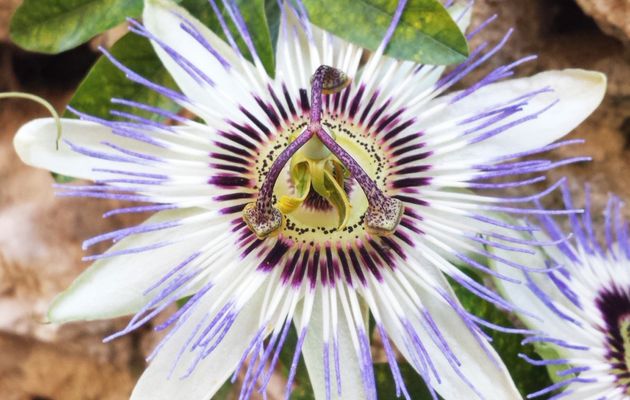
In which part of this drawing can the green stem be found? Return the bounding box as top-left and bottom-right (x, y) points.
(0, 92), (62, 150)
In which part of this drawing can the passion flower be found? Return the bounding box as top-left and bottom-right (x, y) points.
(13, 0), (605, 399)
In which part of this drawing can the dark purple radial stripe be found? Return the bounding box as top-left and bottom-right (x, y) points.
(358, 244), (383, 281)
(257, 240), (290, 272)
(388, 133), (418, 149)
(375, 108), (405, 134)
(382, 119), (415, 142)
(320, 252), (329, 286)
(229, 121), (264, 143)
(347, 247), (367, 285)
(210, 153), (250, 165)
(391, 143), (426, 157)
(299, 88), (310, 113)
(332, 92), (341, 112)
(391, 177), (432, 189)
(393, 230), (414, 246)
(237, 225), (255, 242)
(395, 151), (433, 166)
(239, 107), (272, 137)
(325, 245), (340, 283)
(208, 175), (251, 188)
(399, 217), (423, 234)
(210, 152), (250, 165)
(282, 84), (298, 117)
(211, 163), (250, 174)
(281, 249), (302, 284)
(358, 91), (378, 125)
(240, 236), (264, 258)
(395, 165), (431, 175)
(220, 131), (258, 151)
(215, 142), (253, 158)
(404, 208), (424, 223)
(213, 192), (254, 202)
(267, 85), (289, 121)
(308, 247), (321, 289)
(379, 235), (406, 260)
(324, 94), (331, 111)
(368, 238), (394, 268)
(291, 248), (311, 287)
(254, 97), (282, 129)
(230, 219), (246, 232)
(219, 203), (247, 215)
(339, 86), (351, 115)
(336, 246), (354, 286)
(348, 85), (365, 119)
(365, 100), (391, 131)
(393, 194), (429, 207)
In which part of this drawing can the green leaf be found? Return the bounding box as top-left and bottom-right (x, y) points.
(449, 272), (554, 397)
(375, 362), (435, 399)
(214, 379), (236, 400)
(265, 0), (282, 54)
(176, 295), (192, 309)
(532, 341), (573, 384)
(301, 0), (469, 65)
(65, 32), (180, 121)
(180, 0), (276, 76)
(10, 0), (143, 54)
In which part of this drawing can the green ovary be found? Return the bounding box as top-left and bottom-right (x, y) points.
(278, 134), (352, 229)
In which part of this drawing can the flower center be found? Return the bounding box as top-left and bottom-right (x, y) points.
(276, 134), (353, 228)
(597, 285), (630, 393)
(620, 317), (630, 377)
(242, 66), (404, 239)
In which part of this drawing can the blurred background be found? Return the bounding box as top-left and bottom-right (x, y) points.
(0, 0), (628, 399)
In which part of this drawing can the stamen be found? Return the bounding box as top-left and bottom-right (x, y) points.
(316, 128), (404, 235)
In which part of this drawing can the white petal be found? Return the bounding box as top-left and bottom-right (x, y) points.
(431, 69), (606, 164)
(296, 288), (366, 400)
(448, 0), (474, 33)
(143, 0), (261, 118)
(378, 267), (522, 400)
(488, 228), (589, 346)
(131, 275), (268, 400)
(12, 117), (190, 181)
(48, 208), (212, 322)
(14, 117), (221, 204)
(15, 118), (136, 180)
